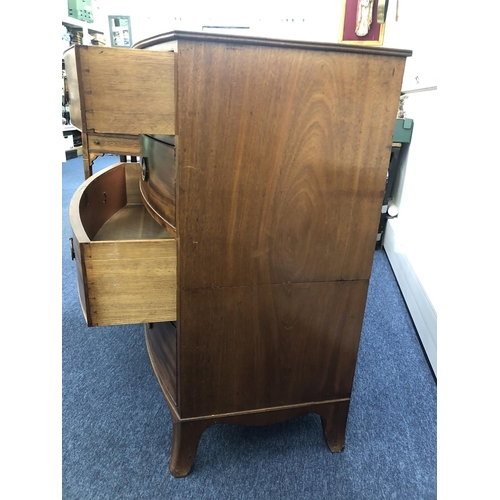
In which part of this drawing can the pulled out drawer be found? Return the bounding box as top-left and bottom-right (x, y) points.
(64, 45), (176, 136)
(69, 162), (177, 327)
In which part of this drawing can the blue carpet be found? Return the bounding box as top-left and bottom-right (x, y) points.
(62, 155), (436, 499)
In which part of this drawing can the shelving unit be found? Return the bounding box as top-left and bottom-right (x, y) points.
(62, 11), (107, 162)
(62, 16), (105, 39)
(62, 124), (82, 161)
(62, 53), (82, 161)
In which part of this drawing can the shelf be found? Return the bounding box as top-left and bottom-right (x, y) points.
(62, 16), (104, 34)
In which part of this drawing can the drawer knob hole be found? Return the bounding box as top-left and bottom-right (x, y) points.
(141, 157), (149, 181)
(69, 238), (75, 260)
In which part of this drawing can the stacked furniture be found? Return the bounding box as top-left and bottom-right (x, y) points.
(65, 31), (411, 477)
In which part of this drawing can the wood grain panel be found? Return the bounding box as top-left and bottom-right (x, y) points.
(145, 322), (178, 405)
(70, 162), (143, 241)
(176, 40), (406, 288)
(69, 162), (177, 327)
(74, 163), (128, 241)
(124, 161), (142, 205)
(78, 45), (176, 135)
(178, 280), (368, 418)
(87, 133), (141, 157)
(93, 205), (170, 241)
(84, 239), (177, 326)
(140, 135), (176, 229)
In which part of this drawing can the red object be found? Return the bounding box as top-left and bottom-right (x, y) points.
(342, 0), (383, 42)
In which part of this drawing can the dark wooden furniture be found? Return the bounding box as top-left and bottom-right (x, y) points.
(68, 31), (411, 477)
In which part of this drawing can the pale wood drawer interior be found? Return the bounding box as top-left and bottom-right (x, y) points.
(69, 162), (177, 327)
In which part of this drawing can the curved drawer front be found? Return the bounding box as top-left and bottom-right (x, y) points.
(69, 162), (177, 327)
(140, 135), (176, 232)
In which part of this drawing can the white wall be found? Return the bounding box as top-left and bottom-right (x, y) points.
(95, 0), (343, 45)
(389, 90), (439, 308)
(383, 0), (437, 91)
(381, 0), (438, 376)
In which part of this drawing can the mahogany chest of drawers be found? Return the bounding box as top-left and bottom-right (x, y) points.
(67, 30), (411, 477)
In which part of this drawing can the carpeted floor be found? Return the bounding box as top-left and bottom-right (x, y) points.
(62, 155), (436, 499)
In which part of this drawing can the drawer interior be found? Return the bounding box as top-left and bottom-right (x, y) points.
(94, 203), (168, 241)
(74, 161), (171, 243)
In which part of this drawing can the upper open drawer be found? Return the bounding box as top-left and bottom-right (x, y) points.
(64, 45), (176, 136)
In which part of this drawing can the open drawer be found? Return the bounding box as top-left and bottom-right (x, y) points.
(69, 162), (177, 327)
(64, 45), (176, 136)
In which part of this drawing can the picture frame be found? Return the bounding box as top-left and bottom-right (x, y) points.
(109, 15), (132, 48)
(339, 0), (386, 46)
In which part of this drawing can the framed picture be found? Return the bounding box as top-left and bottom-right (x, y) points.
(109, 15), (132, 47)
(339, 0), (386, 46)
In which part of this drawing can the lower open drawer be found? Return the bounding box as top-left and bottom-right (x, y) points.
(69, 162), (177, 327)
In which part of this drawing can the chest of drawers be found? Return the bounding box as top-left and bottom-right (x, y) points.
(67, 30), (411, 477)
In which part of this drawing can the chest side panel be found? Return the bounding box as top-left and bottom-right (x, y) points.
(176, 40), (406, 288)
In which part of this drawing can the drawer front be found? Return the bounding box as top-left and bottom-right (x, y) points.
(145, 321), (178, 405)
(87, 133), (141, 156)
(77, 238), (176, 327)
(140, 135), (176, 231)
(69, 162), (177, 327)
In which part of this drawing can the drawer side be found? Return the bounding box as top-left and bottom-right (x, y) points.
(82, 46), (176, 135)
(71, 230), (92, 325)
(85, 239), (177, 326)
